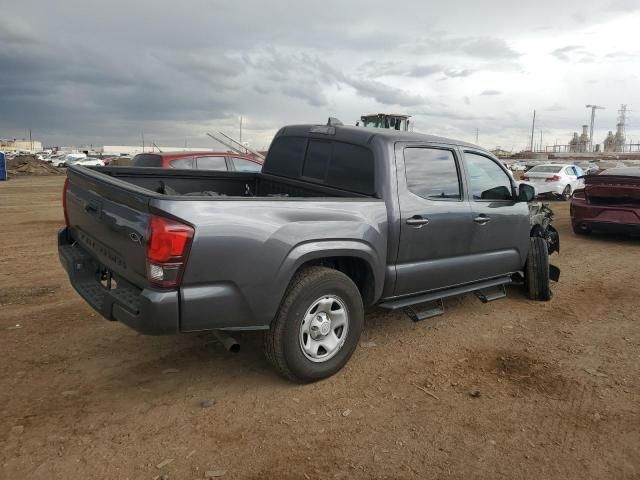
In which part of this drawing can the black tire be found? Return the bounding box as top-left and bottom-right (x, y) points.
(572, 223), (591, 235)
(561, 184), (572, 201)
(264, 266), (364, 382)
(525, 236), (551, 301)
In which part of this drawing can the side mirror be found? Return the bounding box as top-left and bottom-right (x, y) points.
(518, 183), (535, 202)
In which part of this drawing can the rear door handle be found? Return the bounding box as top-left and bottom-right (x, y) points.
(474, 215), (491, 225)
(406, 216), (429, 227)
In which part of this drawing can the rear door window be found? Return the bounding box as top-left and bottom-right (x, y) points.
(231, 158), (262, 172)
(169, 158), (194, 169)
(195, 156), (228, 171)
(404, 147), (461, 200)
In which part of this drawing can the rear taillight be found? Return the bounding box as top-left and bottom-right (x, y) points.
(521, 175), (529, 181)
(546, 175), (561, 182)
(146, 215), (194, 288)
(62, 177), (70, 227)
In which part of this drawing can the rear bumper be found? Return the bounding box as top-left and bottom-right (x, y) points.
(570, 199), (640, 234)
(534, 182), (566, 196)
(58, 228), (179, 335)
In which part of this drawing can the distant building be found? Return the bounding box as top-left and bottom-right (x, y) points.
(0, 139), (43, 152)
(569, 125), (589, 153)
(490, 148), (511, 158)
(603, 123), (626, 152)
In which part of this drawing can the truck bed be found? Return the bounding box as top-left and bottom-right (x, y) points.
(92, 166), (375, 199)
(61, 165), (387, 333)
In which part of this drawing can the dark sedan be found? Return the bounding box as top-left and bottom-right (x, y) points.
(571, 167), (640, 235)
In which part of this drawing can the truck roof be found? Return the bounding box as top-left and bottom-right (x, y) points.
(277, 124), (481, 150)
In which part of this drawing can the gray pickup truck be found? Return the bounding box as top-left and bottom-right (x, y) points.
(59, 123), (559, 382)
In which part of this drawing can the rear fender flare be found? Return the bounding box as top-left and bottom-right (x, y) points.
(274, 240), (383, 307)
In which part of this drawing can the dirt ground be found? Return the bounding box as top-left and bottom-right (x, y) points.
(1, 176), (639, 480)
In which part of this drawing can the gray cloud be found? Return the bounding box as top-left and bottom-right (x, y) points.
(551, 45), (583, 61)
(480, 90), (502, 96)
(550, 45), (595, 63)
(0, 0), (637, 150)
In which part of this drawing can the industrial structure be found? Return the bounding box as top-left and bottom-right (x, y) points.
(603, 104), (628, 152)
(569, 125), (590, 153)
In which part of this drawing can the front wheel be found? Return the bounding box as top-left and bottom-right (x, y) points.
(525, 237), (551, 301)
(561, 184), (572, 201)
(264, 266), (364, 382)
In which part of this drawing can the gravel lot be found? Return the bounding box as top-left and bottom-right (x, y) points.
(1, 176), (638, 479)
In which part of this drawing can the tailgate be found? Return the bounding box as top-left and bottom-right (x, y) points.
(65, 166), (151, 288)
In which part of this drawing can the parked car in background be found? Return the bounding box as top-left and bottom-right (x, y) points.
(131, 151), (263, 172)
(575, 161), (599, 175)
(48, 153), (69, 167)
(571, 167), (640, 236)
(597, 160), (627, 173)
(65, 157), (105, 167)
(521, 164), (584, 200)
(56, 153), (87, 167)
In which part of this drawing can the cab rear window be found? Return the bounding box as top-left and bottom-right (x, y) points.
(264, 136), (375, 195)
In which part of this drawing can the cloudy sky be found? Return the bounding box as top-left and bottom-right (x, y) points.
(1, 0), (639, 151)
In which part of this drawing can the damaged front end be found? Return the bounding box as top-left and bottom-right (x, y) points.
(528, 201), (560, 281)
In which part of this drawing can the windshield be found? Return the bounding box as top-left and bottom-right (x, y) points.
(530, 165), (562, 173)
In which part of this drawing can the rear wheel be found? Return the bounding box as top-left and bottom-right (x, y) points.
(525, 236), (551, 301)
(264, 266), (364, 382)
(561, 184), (572, 201)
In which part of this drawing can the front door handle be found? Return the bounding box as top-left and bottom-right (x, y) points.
(474, 215), (491, 225)
(406, 216), (429, 227)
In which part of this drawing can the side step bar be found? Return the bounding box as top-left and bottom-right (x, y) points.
(404, 299), (445, 322)
(378, 276), (512, 311)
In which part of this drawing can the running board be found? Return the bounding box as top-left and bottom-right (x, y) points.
(404, 299), (445, 322)
(379, 276), (512, 311)
(475, 284), (506, 303)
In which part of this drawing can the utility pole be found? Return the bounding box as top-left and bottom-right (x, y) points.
(585, 104), (604, 152)
(475, 128), (479, 144)
(529, 110), (536, 152)
(29, 128), (32, 152)
(239, 116), (243, 145)
(142, 132), (145, 152)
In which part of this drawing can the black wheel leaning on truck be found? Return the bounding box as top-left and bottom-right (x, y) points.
(525, 236), (552, 301)
(264, 266), (364, 382)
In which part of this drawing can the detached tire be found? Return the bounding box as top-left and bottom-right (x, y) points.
(525, 236), (551, 301)
(264, 266), (364, 382)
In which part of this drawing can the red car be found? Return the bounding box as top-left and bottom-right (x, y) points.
(570, 167), (640, 235)
(131, 151), (263, 172)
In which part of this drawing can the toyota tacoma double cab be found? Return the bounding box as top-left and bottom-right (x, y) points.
(59, 123), (559, 382)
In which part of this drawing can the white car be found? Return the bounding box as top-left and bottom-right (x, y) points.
(48, 154), (68, 167)
(521, 164), (584, 200)
(66, 157), (105, 167)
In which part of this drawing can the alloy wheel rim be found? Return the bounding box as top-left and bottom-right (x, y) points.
(299, 295), (349, 363)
